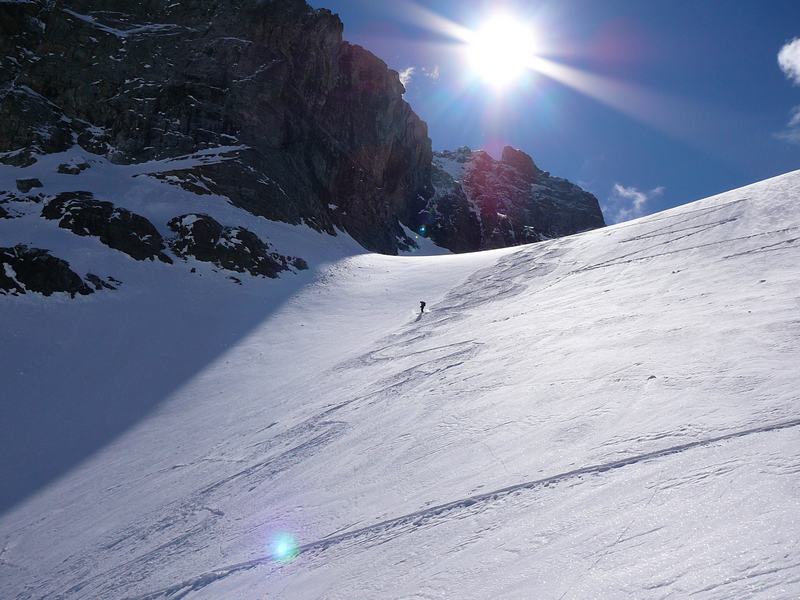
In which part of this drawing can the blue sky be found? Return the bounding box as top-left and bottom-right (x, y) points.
(308, 0), (800, 223)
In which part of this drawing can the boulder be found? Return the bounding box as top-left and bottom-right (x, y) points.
(16, 178), (42, 193)
(57, 160), (90, 175)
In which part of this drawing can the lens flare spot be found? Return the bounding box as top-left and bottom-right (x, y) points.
(271, 533), (299, 563)
(418, 225), (428, 236)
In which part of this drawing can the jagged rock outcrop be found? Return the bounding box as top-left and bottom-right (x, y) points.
(0, 245), (93, 297)
(426, 147), (605, 250)
(42, 192), (173, 263)
(167, 213), (306, 278)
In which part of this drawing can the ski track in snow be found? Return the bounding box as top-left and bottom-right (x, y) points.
(134, 416), (800, 599)
(3, 171), (800, 598)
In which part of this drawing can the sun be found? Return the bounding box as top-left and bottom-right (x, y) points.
(467, 15), (536, 89)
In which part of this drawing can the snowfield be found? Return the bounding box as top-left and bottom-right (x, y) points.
(2, 170), (800, 599)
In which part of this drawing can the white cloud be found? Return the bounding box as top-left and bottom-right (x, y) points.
(774, 105), (800, 144)
(775, 38), (800, 143)
(777, 130), (800, 144)
(422, 65), (440, 81)
(790, 105), (800, 127)
(398, 66), (439, 91)
(778, 38), (800, 85)
(398, 67), (415, 88)
(603, 184), (665, 224)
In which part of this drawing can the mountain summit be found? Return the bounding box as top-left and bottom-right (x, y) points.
(427, 146), (605, 251)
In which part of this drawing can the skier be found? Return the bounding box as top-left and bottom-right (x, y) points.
(419, 300), (426, 314)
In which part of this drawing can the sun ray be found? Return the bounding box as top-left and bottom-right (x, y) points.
(374, 1), (740, 157)
(360, 0), (473, 43)
(528, 56), (738, 148)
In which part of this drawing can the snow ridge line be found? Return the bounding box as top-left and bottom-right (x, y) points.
(134, 415), (800, 599)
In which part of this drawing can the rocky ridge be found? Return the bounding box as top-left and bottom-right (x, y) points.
(426, 147), (605, 250)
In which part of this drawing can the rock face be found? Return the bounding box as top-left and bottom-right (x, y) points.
(42, 193), (173, 263)
(0, 245), (93, 297)
(0, 0), (431, 254)
(426, 147), (605, 250)
(168, 214), (305, 278)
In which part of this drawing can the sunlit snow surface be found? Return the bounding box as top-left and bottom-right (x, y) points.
(2, 170), (800, 599)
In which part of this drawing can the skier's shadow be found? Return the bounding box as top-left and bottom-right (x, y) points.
(415, 312), (424, 322)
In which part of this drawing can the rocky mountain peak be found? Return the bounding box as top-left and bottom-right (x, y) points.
(427, 147), (605, 250)
(500, 146), (541, 181)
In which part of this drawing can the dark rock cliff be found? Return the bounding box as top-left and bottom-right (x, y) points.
(425, 147), (605, 251)
(0, 0), (431, 252)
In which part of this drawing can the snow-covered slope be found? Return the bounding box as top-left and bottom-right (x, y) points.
(2, 170), (800, 599)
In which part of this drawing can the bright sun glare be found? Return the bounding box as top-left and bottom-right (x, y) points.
(467, 15), (536, 89)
